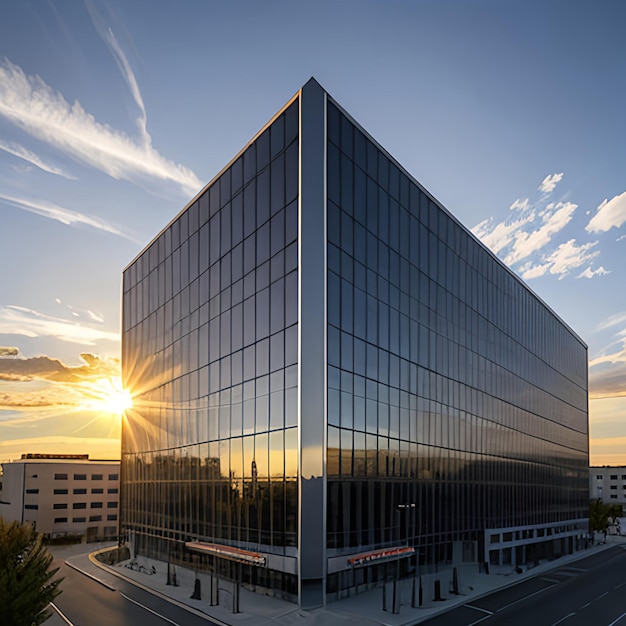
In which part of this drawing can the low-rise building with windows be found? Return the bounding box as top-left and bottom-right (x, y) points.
(0, 454), (120, 541)
(590, 466), (626, 511)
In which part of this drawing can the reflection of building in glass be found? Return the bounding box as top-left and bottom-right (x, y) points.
(121, 79), (589, 608)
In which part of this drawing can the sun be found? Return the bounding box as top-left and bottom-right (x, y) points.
(101, 386), (133, 415)
(83, 377), (133, 415)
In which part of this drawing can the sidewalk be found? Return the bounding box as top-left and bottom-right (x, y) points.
(67, 535), (625, 626)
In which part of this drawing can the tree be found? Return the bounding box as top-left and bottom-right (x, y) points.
(589, 499), (623, 533)
(0, 517), (63, 625)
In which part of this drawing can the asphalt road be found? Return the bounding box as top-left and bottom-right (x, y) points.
(421, 546), (626, 626)
(49, 551), (221, 626)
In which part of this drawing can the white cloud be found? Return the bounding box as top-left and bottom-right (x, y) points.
(510, 198), (531, 211)
(546, 239), (599, 278)
(538, 172), (564, 194)
(586, 191), (626, 234)
(105, 28), (149, 146)
(577, 266), (610, 279)
(520, 262), (549, 280)
(618, 234), (626, 242)
(504, 202), (577, 266)
(0, 59), (202, 196)
(598, 312), (626, 331)
(0, 305), (119, 346)
(0, 140), (75, 179)
(589, 328), (626, 399)
(0, 192), (136, 242)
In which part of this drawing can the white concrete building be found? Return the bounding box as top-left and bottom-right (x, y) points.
(590, 466), (626, 511)
(0, 454), (120, 541)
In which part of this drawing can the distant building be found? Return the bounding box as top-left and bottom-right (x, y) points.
(590, 467), (626, 511)
(0, 454), (120, 541)
(121, 78), (589, 607)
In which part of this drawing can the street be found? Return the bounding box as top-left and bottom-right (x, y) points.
(48, 547), (222, 626)
(421, 546), (626, 626)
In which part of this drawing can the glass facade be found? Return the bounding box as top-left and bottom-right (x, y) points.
(325, 100), (588, 595)
(122, 98), (300, 598)
(121, 80), (588, 607)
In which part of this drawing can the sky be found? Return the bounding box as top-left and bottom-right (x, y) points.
(0, 0), (625, 465)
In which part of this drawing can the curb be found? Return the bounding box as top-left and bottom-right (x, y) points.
(84, 549), (230, 626)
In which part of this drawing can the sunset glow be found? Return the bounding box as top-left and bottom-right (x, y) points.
(83, 378), (132, 416)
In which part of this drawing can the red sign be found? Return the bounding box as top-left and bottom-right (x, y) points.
(185, 541), (266, 566)
(348, 546), (414, 567)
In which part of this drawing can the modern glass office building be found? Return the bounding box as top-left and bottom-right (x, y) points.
(121, 79), (589, 608)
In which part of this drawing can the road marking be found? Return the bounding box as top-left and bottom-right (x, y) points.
(496, 583), (555, 612)
(577, 603), (590, 610)
(540, 577), (561, 583)
(64, 560), (116, 591)
(465, 604), (494, 615)
(120, 592), (181, 625)
(614, 581), (626, 590)
(598, 591), (610, 600)
(608, 612), (626, 626)
(551, 613), (575, 626)
(50, 603), (74, 626)
(467, 616), (492, 626)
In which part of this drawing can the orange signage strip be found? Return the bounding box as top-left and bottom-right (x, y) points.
(185, 541), (266, 566)
(348, 546), (414, 567)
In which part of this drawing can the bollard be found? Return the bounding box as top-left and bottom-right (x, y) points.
(434, 579), (444, 601)
(392, 579), (399, 614)
(452, 567), (459, 595)
(190, 577), (201, 600)
(419, 576), (423, 607)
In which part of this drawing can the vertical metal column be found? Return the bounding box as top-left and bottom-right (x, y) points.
(298, 77), (327, 609)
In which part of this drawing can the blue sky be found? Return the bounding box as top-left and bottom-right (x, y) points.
(0, 0), (625, 463)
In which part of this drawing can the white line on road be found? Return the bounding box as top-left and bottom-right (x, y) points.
(120, 592), (181, 625)
(598, 591), (610, 600)
(577, 602), (590, 610)
(467, 615), (492, 626)
(465, 604), (494, 615)
(50, 602), (74, 626)
(64, 560), (116, 591)
(551, 612), (576, 626)
(496, 583), (555, 612)
(607, 612), (626, 626)
(614, 582), (626, 590)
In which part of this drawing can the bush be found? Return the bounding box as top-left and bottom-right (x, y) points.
(0, 517), (63, 625)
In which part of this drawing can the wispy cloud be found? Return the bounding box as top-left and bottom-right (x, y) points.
(55, 298), (104, 324)
(577, 265), (610, 279)
(520, 237), (601, 280)
(598, 312), (626, 331)
(0, 347), (19, 356)
(0, 305), (119, 346)
(104, 28), (149, 146)
(0, 140), (75, 179)
(0, 59), (202, 196)
(538, 172), (564, 194)
(504, 201), (577, 266)
(589, 326), (626, 399)
(0, 192), (136, 241)
(473, 172), (608, 281)
(586, 191), (626, 234)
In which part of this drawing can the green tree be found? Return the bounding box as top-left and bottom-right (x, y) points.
(0, 517), (63, 626)
(589, 499), (623, 533)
